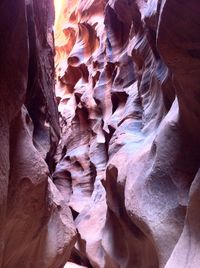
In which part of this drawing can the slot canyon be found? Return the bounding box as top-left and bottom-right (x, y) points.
(1, 0), (200, 267)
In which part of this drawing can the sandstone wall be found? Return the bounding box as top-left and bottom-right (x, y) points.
(1, 0), (200, 267)
(54, 0), (200, 267)
(0, 1), (76, 267)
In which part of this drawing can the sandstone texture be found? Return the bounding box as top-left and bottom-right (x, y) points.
(53, 0), (200, 267)
(0, 0), (76, 267)
(1, 0), (200, 267)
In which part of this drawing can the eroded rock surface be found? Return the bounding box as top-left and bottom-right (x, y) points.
(0, 0), (76, 267)
(1, 0), (200, 267)
(54, 0), (200, 267)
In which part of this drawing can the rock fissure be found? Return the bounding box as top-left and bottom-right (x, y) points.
(0, 0), (200, 267)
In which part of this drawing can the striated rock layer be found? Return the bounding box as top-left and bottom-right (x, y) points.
(0, 0), (76, 267)
(0, 0), (200, 267)
(54, 0), (200, 267)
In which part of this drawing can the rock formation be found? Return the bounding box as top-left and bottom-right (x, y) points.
(0, 0), (76, 267)
(1, 0), (200, 267)
(54, 0), (200, 267)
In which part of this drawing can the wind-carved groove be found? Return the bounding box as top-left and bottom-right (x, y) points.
(0, 0), (200, 267)
(51, 0), (200, 267)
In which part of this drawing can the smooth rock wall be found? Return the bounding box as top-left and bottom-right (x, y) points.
(0, 0), (76, 267)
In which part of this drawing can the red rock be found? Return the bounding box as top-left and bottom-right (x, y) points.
(1, 0), (200, 267)
(0, 0), (76, 267)
(53, 0), (200, 267)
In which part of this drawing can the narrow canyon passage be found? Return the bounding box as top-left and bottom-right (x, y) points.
(1, 0), (200, 268)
